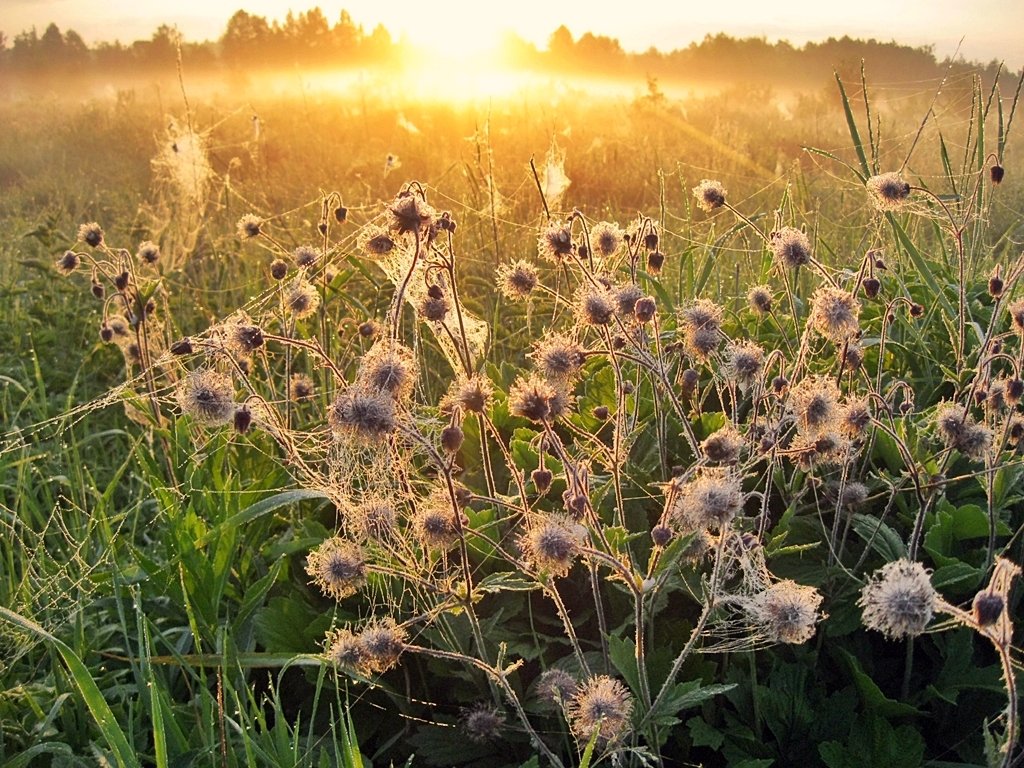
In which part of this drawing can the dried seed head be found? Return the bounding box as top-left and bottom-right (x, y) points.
(443, 375), (493, 415)
(460, 705), (505, 744)
(293, 245), (321, 268)
(790, 376), (841, 436)
(615, 283), (645, 319)
(590, 221), (624, 259)
(78, 222), (104, 248)
(509, 375), (569, 423)
(651, 524), (673, 547)
(634, 296), (657, 323)
(680, 299), (724, 359)
(386, 192), (435, 235)
(233, 406), (253, 434)
(991, 164), (1005, 184)
(226, 323), (264, 356)
(724, 341), (765, 389)
(988, 268), (1004, 299)
(693, 179), (727, 212)
(839, 481), (869, 509)
(236, 214), (262, 239)
(326, 628), (364, 672)
(538, 221), (574, 262)
(592, 405), (609, 420)
(328, 386), (397, 442)
(56, 250), (80, 275)
(305, 538), (367, 600)
(674, 468), (744, 530)
(418, 290), (450, 322)
(1008, 299), (1024, 335)
(357, 342), (417, 401)
(909, 302), (925, 319)
(863, 277), (881, 299)
(532, 333), (586, 383)
(353, 497), (398, 538)
(283, 279), (321, 319)
(532, 468), (553, 495)
(866, 172), (912, 210)
(177, 369), (235, 426)
(441, 425), (464, 453)
(770, 227), (812, 269)
(521, 515), (584, 577)
(842, 398), (872, 437)
(535, 669), (578, 705)
(412, 496), (460, 551)
(859, 559), (937, 640)
(701, 425), (744, 464)
(681, 368), (700, 397)
(568, 676), (633, 747)
(747, 285), (773, 314)
(497, 259), (539, 301)
(170, 338), (193, 356)
(750, 580), (824, 644)
(810, 286), (861, 343)
(646, 250), (665, 274)
(289, 373), (315, 401)
(358, 320), (379, 339)
(644, 231), (659, 250)
(360, 226), (396, 257)
(575, 284), (616, 326)
(357, 618), (406, 674)
(270, 259), (288, 280)
(934, 402), (991, 460)
(973, 592), (1004, 627)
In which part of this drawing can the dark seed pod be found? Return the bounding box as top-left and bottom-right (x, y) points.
(91, 282), (105, 299)
(335, 206), (348, 223)
(270, 259), (288, 280)
(317, 221), (328, 236)
(863, 277), (881, 299)
(170, 338), (193, 355)
(622, 381), (635, 395)
(441, 425), (464, 453)
(1007, 378), (1024, 402)
(100, 325), (114, 343)
(989, 271), (1004, 299)
(531, 468), (553, 494)
(634, 296), (656, 323)
(651, 524), (672, 547)
(647, 251), (665, 274)
(644, 232), (659, 251)
(681, 368), (699, 396)
(973, 592), (1003, 626)
(234, 406), (253, 434)
(772, 375), (789, 396)
(358, 321), (378, 339)
(991, 165), (1005, 184)
(592, 405), (609, 420)
(427, 284), (445, 300)
(114, 271), (130, 291)
(909, 303), (925, 318)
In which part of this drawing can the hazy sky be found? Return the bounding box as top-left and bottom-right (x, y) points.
(6, 0), (1024, 69)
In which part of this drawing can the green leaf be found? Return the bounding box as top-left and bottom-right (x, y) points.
(835, 648), (920, 717)
(850, 514), (906, 561)
(476, 571), (542, 593)
(607, 635), (641, 697)
(931, 562), (983, 590)
(194, 489), (329, 545)
(687, 716), (725, 750)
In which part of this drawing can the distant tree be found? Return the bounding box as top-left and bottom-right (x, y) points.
(548, 24), (573, 61)
(222, 10), (272, 65)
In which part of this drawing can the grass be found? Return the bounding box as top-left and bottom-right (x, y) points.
(1, 62), (1023, 767)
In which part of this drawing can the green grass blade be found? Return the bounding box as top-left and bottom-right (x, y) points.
(835, 71), (870, 181)
(0, 606), (140, 768)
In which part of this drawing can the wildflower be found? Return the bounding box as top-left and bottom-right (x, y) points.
(288, 373), (314, 402)
(568, 676), (633, 747)
(747, 285), (773, 314)
(236, 214), (262, 239)
(532, 334), (586, 384)
(440, 425), (464, 453)
(531, 468), (553, 494)
(841, 398), (871, 437)
(750, 580), (824, 644)
(328, 386), (397, 442)
(534, 669), (578, 705)
(137, 241), (160, 264)
(810, 286), (861, 343)
(418, 286), (450, 322)
(56, 250), (80, 275)
(283, 279), (320, 319)
(843, 342), (865, 371)
(589, 221), (624, 259)
(614, 283), (645, 319)
(233, 406), (253, 434)
(789, 376), (841, 436)
(537, 221), (574, 262)
(934, 402), (992, 460)
(575, 284), (615, 326)
(293, 245), (320, 268)
(360, 226), (396, 257)
(674, 468), (744, 531)
(497, 260), (539, 300)
(693, 179), (727, 212)
(866, 172), (911, 211)
(461, 705), (505, 744)
(647, 251), (665, 274)
(521, 516), (584, 577)
(177, 369), (235, 426)
(386, 193), (435, 235)
(225, 323), (264, 356)
(326, 628), (364, 672)
(509, 374), (569, 423)
(680, 299), (724, 359)
(357, 342), (417, 401)
(859, 559), (938, 640)
(442, 375), (493, 415)
(724, 341), (765, 389)
(770, 227), (812, 269)
(701, 425), (744, 464)
(78, 222), (104, 248)
(170, 338), (193, 356)
(357, 618), (406, 674)
(862, 277), (881, 299)
(305, 538), (366, 600)
(973, 592), (1004, 627)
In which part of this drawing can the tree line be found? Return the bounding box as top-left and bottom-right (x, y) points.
(0, 7), (1014, 89)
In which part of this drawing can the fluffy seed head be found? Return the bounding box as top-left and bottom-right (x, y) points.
(701, 425), (744, 464)
(724, 341), (765, 388)
(509, 375), (569, 423)
(790, 376), (841, 436)
(859, 559), (937, 640)
(521, 516), (584, 577)
(352, 497), (398, 538)
(589, 221), (624, 259)
(289, 373), (315, 401)
(810, 287), (861, 343)
(674, 468), (744, 530)
(386, 193), (435, 235)
(693, 179), (727, 212)
(461, 705), (505, 744)
(866, 173), (911, 211)
(292, 245), (320, 268)
(538, 221), (574, 262)
(283, 279), (321, 319)
(56, 250), (80, 275)
(934, 402), (992, 460)
(443, 375), (493, 415)
(680, 299), (724, 359)
(747, 285), (773, 314)
(770, 227), (812, 269)
(568, 676), (633, 747)
(236, 214), (262, 239)
(356, 618), (406, 674)
(750, 580), (824, 644)
(328, 386), (397, 442)
(497, 260), (539, 300)
(575, 284), (616, 326)
(177, 369), (235, 426)
(78, 222), (104, 247)
(532, 334), (586, 383)
(1008, 299), (1024, 335)
(614, 283), (645, 319)
(535, 669), (578, 705)
(412, 496), (460, 551)
(357, 342), (417, 401)
(226, 323), (264, 356)
(326, 628), (364, 672)
(359, 226), (396, 257)
(305, 538), (367, 600)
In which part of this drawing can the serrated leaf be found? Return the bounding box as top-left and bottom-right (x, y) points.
(850, 513), (906, 561)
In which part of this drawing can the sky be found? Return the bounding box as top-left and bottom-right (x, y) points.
(5, 0), (1024, 70)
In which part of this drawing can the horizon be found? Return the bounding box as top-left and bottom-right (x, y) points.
(5, 0), (1024, 71)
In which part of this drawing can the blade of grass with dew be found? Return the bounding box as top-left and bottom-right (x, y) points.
(0, 606), (140, 768)
(194, 488), (329, 546)
(834, 72), (870, 182)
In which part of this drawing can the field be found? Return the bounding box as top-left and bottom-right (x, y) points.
(1, 57), (1024, 768)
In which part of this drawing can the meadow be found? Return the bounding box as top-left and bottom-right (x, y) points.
(1, 57), (1023, 768)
